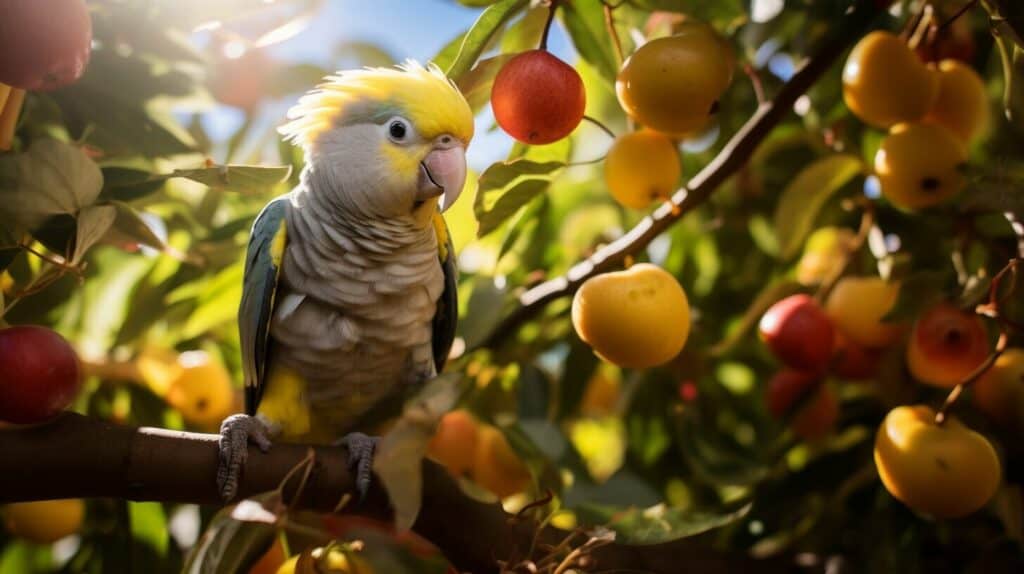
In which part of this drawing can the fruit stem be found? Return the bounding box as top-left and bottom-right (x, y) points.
(80, 358), (143, 383)
(581, 115), (616, 139)
(934, 330), (1007, 425)
(937, 0), (979, 33)
(0, 88), (26, 151)
(906, 3), (934, 50)
(539, 0), (561, 51)
(743, 63), (767, 106)
(814, 200), (875, 305)
(603, 2), (625, 66)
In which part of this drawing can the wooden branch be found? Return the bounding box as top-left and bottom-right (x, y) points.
(0, 413), (793, 574)
(479, 0), (882, 350)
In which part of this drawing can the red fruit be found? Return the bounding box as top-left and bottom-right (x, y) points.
(491, 50), (586, 145)
(759, 294), (835, 372)
(0, 0), (93, 91)
(208, 43), (274, 111)
(766, 369), (838, 441)
(0, 326), (82, 424)
(832, 332), (881, 380)
(906, 302), (990, 388)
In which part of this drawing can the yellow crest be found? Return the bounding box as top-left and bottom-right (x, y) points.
(279, 60), (474, 149)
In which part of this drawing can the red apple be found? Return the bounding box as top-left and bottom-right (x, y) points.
(491, 50), (586, 145)
(759, 294), (835, 372)
(906, 302), (990, 388)
(0, 325), (82, 424)
(832, 332), (881, 380)
(208, 42), (274, 111)
(766, 369), (838, 440)
(0, 0), (93, 91)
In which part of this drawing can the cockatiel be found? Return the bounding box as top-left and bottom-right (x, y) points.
(217, 61), (473, 501)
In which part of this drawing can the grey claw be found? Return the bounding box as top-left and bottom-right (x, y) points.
(217, 414), (272, 502)
(338, 432), (379, 502)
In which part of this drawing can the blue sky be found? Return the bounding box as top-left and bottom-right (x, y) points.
(202, 0), (575, 171)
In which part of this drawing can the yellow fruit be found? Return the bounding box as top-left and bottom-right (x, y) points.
(925, 59), (989, 142)
(905, 303), (990, 388)
(874, 405), (1001, 518)
(250, 538), (286, 574)
(165, 351), (235, 428)
(874, 122), (967, 210)
(572, 263), (690, 369)
(580, 365), (621, 417)
(604, 131), (681, 209)
(427, 409), (480, 476)
(616, 23), (734, 136)
(3, 499), (85, 543)
(275, 547), (373, 574)
(974, 348), (1024, 431)
(842, 31), (939, 127)
(825, 276), (904, 348)
(472, 425), (531, 498)
(796, 227), (857, 286)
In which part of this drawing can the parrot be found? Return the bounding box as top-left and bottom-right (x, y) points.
(216, 61), (474, 502)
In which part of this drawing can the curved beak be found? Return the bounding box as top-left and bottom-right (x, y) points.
(417, 145), (467, 213)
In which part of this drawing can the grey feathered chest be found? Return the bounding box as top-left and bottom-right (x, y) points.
(268, 187), (444, 425)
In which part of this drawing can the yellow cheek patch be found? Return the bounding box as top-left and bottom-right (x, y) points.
(257, 362), (311, 439)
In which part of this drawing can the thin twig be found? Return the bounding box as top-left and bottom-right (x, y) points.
(538, 0), (560, 51)
(935, 330), (1008, 425)
(581, 115), (616, 139)
(743, 63), (766, 106)
(937, 0), (979, 33)
(603, 1), (625, 66)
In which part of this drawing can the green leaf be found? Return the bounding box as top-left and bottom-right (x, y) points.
(182, 495), (279, 574)
(374, 374), (461, 531)
(444, 0), (529, 81)
(72, 204), (118, 264)
(108, 201), (167, 251)
(560, 1), (618, 83)
(100, 167), (166, 202)
(180, 260), (244, 339)
(169, 165), (292, 194)
(576, 502), (751, 545)
(128, 501), (169, 556)
(0, 139), (104, 234)
(456, 54), (515, 112)
(459, 276), (509, 349)
(474, 159), (564, 237)
(774, 154), (864, 258)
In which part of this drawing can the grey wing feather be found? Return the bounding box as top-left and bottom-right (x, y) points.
(238, 196), (289, 415)
(431, 228), (458, 372)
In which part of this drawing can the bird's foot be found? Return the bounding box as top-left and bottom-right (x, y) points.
(336, 432), (379, 501)
(217, 414), (273, 501)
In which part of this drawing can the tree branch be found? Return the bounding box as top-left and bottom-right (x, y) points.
(0, 414), (793, 574)
(479, 0), (882, 350)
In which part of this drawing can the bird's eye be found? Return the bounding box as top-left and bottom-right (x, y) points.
(389, 120), (408, 141)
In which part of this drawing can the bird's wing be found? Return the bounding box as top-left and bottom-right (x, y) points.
(239, 196), (289, 415)
(431, 213), (458, 372)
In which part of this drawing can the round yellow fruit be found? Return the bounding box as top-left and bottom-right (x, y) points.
(842, 31), (939, 127)
(427, 409), (480, 476)
(472, 424), (531, 498)
(165, 351), (235, 428)
(616, 22), (734, 136)
(825, 276), (904, 348)
(796, 227), (857, 286)
(925, 59), (989, 142)
(874, 405), (1001, 518)
(572, 263), (690, 369)
(275, 546), (373, 574)
(974, 348), (1024, 431)
(3, 499), (85, 543)
(580, 365), (621, 417)
(874, 122), (967, 211)
(604, 131), (681, 209)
